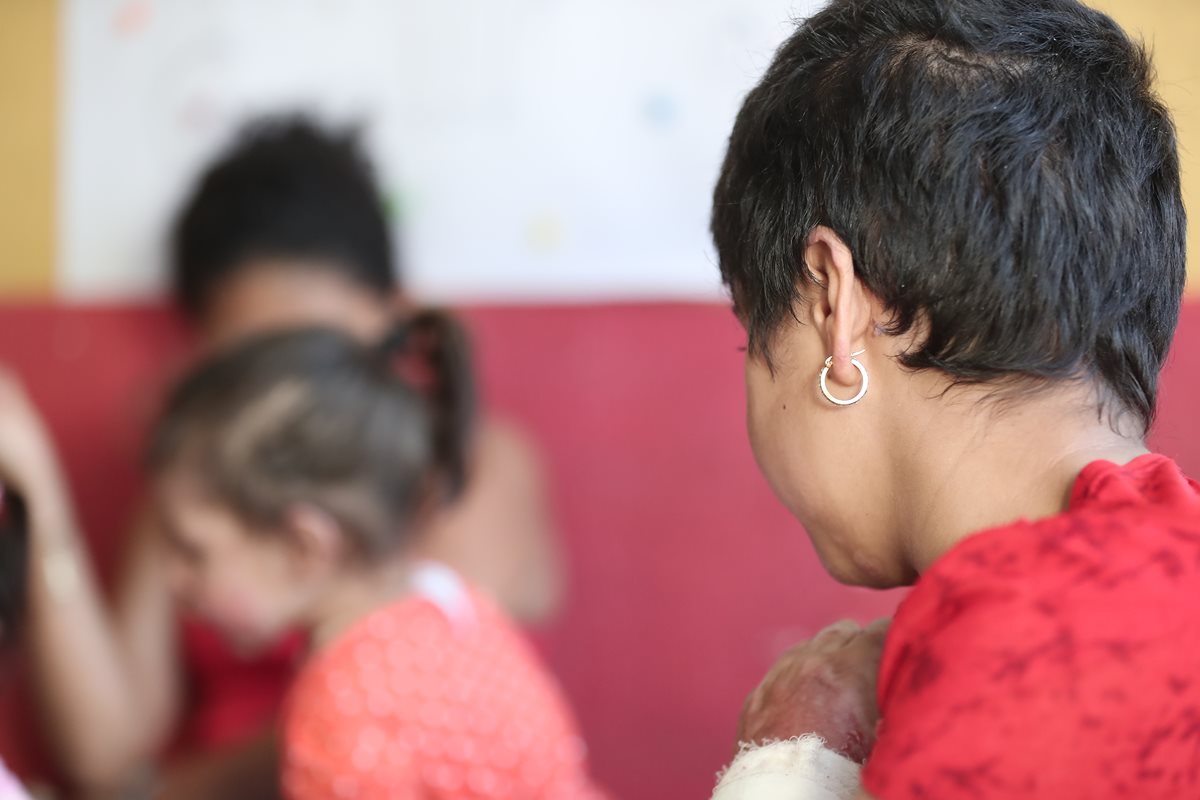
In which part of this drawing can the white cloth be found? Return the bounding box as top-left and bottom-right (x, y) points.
(0, 759), (30, 800)
(711, 737), (862, 800)
(410, 560), (476, 627)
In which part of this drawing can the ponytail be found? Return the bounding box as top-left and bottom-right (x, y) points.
(376, 310), (477, 499)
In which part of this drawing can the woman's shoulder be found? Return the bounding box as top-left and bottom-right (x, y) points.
(880, 455), (1200, 710)
(910, 454), (1200, 598)
(896, 504), (1200, 643)
(870, 458), (1200, 796)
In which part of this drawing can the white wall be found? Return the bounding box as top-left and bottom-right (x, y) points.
(59, 0), (816, 303)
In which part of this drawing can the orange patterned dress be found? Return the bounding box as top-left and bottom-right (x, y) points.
(282, 564), (606, 799)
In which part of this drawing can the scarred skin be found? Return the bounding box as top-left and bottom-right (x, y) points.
(736, 619), (889, 764)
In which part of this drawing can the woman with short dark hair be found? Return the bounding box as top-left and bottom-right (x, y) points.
(710, 1), (1197, 797)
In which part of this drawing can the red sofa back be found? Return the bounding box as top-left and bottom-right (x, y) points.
(0, 302), (1196, 799)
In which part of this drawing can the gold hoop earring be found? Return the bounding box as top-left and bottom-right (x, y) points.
(819, 350), (868, 406)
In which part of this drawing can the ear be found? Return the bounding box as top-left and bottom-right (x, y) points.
(802, 226), (874, 386)
(279, 504), (347, 578)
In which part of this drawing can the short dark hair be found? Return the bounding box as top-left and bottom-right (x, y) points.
(170, 115), (398, 319)
(148, 311), (476, 556)
(712, 0), (1186, 432)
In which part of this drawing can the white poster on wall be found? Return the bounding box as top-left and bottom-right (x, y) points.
(59, 0), (812, 303)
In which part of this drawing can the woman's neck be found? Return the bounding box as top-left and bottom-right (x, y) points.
(890, 383), (1148, 574)
(306, 556), (417, 651)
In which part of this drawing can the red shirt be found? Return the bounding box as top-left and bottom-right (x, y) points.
(281, 565), (605, 800)
(174, 621), (304, 752)
(863, 455), (1200, 798)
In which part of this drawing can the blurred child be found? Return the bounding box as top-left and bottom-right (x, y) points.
(22, 117), (560, 797)
(145, 312), (603, 800)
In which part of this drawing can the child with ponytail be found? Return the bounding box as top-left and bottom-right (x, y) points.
(146, 311), (603, 799)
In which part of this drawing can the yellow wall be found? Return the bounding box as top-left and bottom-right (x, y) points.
(0, 0), (57, 296)
(1090, 0), (1200, 288)
(0, 1), (1196, 297)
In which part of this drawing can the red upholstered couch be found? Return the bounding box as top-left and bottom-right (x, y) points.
(0, 302), (1196, 799)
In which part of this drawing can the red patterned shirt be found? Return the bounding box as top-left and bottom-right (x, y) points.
(863, 455), (1200, 798)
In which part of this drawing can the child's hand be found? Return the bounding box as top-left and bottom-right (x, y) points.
(0, 369), (65, 505)
(737, 618), (890, 764)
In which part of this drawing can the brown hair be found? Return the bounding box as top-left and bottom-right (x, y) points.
(147, 310), (476, 557)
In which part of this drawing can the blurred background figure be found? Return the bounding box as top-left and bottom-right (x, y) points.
(174, 117), (562, 619)
(147, 314), (604, 799)
(16, 116), (562, 798)
(0, 1), (1197, 798)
